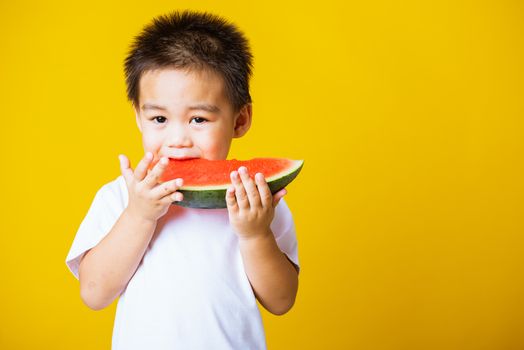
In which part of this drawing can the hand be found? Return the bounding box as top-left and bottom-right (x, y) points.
(225, 166), (287, 240)
(119, 152), (184, 222)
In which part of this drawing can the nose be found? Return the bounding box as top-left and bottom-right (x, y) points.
(165, 123), (193, 148)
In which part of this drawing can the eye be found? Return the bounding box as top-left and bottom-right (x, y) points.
(191, 117), (207, 124)
(152, 116), (167, 124)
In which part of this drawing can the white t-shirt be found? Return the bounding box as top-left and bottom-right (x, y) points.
(65, 175), (299, 350)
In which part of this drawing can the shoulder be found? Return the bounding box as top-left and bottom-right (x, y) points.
(270, 198), (295, 237)
(92, 175), (128, 210)
(275, 197), (292, 218)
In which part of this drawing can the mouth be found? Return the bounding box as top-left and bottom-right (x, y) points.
(154, 152), (200, 161)
(167, 156), (199, 161)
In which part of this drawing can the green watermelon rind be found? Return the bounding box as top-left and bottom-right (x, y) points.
(174, 159), (304, 209)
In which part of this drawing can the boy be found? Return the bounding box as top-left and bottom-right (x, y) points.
(65, 10), (300, 350)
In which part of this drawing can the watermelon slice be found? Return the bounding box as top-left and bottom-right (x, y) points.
(151, 158), (304, 209)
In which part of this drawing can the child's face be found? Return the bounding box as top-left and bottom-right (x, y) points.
(134, 68), (251, 161)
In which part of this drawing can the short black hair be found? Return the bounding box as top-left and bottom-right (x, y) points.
(124, 10), (253, 112)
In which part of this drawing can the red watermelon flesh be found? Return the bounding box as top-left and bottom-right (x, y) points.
(157, 158), (295, 187)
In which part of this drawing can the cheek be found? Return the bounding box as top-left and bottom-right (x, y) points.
(195, 132), (216, 151)
(142, 130), (162, 152)
(198, 128), (232, 155)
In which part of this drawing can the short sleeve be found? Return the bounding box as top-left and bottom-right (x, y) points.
(270, 198), (300, 274)
(65, 176), (127, 280)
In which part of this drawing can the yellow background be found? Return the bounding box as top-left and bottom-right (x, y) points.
(1, 0), (523, 349)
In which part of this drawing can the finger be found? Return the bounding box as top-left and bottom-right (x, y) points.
(225, 185), (239, 213)
(142, 156), (169, 189)
(160, 190), (183, 205)
(150, 178), (183, 199)
(230, 170), (249, 210)
(118, 154), (134, 186)
(272, 188), (287, 208)
(255, 173), (272, 208)
(238, 167), (262, 209)
(134, 152), (154, 181)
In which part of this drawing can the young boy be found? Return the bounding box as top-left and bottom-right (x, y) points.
(65, 10), (300, 349)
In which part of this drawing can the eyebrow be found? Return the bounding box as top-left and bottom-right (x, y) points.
(141, 103), (221, 113)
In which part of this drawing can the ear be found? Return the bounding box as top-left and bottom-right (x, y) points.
(134, 108), (142, 132)
(233, 103), (252, 138)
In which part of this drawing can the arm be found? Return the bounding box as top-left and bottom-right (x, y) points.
(226, 167), (299, 315)
(79, 209), (157, 310)
(238, 231), (299, 315)
(79, 153), (183, 310)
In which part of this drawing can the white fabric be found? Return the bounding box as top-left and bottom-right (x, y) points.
(65, 175), (299, 350)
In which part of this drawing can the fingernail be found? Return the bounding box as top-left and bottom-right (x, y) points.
(160, 157), (168, 165)
(176, 178), (183, 187)
(146, 152), (152, 159)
